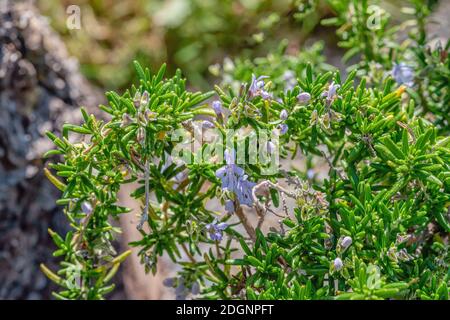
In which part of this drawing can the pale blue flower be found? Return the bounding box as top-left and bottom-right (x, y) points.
(333, 257), (343, 271)
(341, 236), (352, 250)
(163, 277), (176, 287)
(280, 109), (288, 120)
(216, 149), (257, 207)
(267, 141), (276, 154)
(212, 100), (223, 116)
(306, 169), (315, 180)
(283, 70), (297, 91)
(248, 74), (271, 99)
(225, 200), (235, 213)
(175, 278), (188, 300)
(202, 120), (215, 129)
(191, 281), (200, 295)
(212, 100), (229, 122)
(322, 82), (340, 106)
(235, 175), (256, 207)
(260, 90), (273, 100)
(297, 92), (311, 105)
(278, 123), (289, 135)
(206, 219), (228, 241)
(392, 62), (414, 87)
(215, 149), (245, 192)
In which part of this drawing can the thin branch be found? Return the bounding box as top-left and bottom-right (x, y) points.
(251, 180), (297, 229)
(181, 242), (197, 264)
(234, 201), (256, 242)
(137, 160), (150, 230)
(320, 150), (345, 181)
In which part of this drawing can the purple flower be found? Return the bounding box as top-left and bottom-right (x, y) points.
(333, 257), (343, 271)
(141, 91), (150, 106)
(212, 100), (229, 123)
(248, 74), (271, 100)
(215, 149), (245, 192)
(235, 175), (256, 207)
(163, 277), (176, 287)
(175, 278), (188, 300)
(225, 200), (235, 213)
(392, 62), (414, 87)
(341, 236), (352, 250)
(206, 219), (228, 241)
(133, 92), (141, 108)
(216, 149), (257, 207)
(191, 281), (200, 295)
(267, 141), (276, 154)
(322, 82), (340, 106)
(202, 120), (215, 129)
(306, 169), (315, 180)
(280, 109), (288, 120)
(283, 70), (295, 80)
(212, 100), (223, 116)
(283, 70), (297, 91)
(277, 123), (289, 135)
(297, 92), (311, 105)
(260, 90), (273, 100)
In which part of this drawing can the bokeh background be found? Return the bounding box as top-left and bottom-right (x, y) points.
(0, 0), (448, 299)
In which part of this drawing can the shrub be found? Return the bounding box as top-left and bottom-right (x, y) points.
(42, 0), (449, 300)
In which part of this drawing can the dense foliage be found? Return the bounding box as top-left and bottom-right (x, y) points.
(42, 0), (449, 300)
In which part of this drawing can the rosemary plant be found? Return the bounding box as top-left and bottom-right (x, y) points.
(42, 0), (449, 300)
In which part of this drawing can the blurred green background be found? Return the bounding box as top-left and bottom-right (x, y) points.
(37, 0), (437, 93)
(36, 0), (336, 91)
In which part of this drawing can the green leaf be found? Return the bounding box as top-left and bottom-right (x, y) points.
(134, 60), (147, 81)
(270, 188), (280, 208)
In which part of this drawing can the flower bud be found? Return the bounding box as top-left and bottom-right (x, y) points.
(202, 120), (215, 129)
(341, 236), (352, 249)
(267, 141), (276, 154)
(145, 109), (157, 121)
(310, 109), (318, 124)
(223, 57), (235, 73)
(191, 282), (200, 295)
(280, 109), (288, 120)
(163, 277), (176, 287)
(141, 91), (149, 107)
(297, 92), (311, 105)
(212, 101), (222, 116)
(322, 112), (330, 129)
(333, 257), (343, 271)
(133, 92), (141, 109)
(137, 127), (145, 143)
(120, 113), (132, 127)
